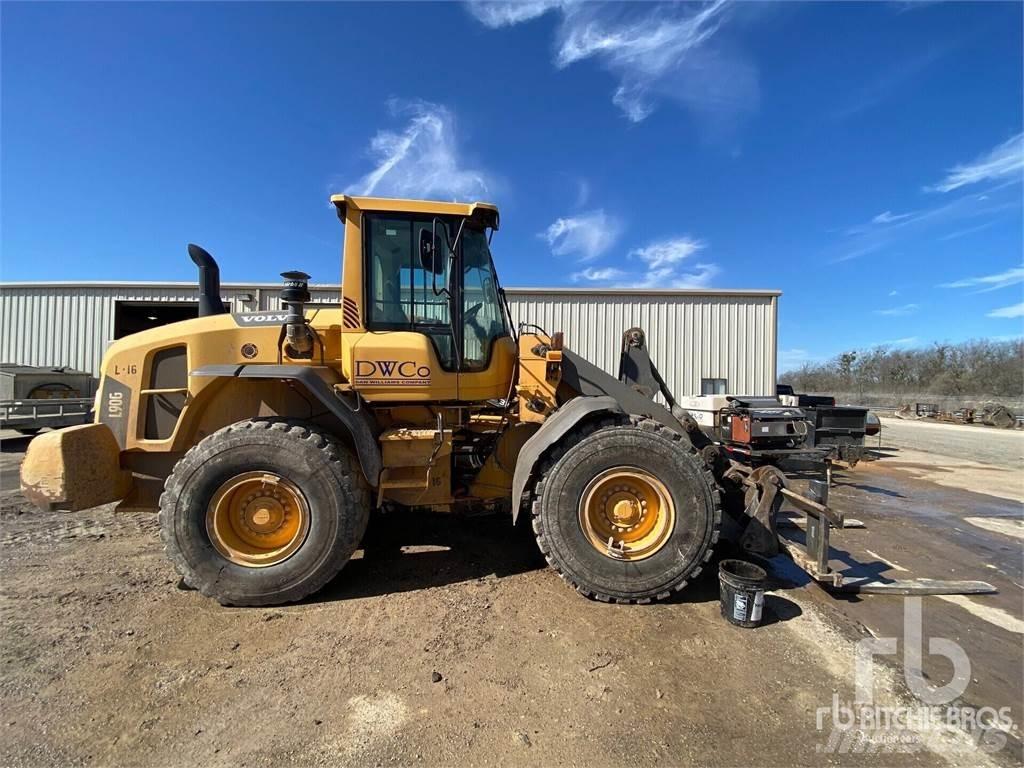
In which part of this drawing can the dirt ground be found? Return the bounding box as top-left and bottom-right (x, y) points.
(1, 431), (1021, 767)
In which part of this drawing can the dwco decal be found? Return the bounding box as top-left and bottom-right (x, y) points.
(354, 360), (431, 386)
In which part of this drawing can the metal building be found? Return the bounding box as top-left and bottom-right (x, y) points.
(0, 282), (779, 397)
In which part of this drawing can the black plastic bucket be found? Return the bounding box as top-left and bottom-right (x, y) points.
(718, 559), (768, 628)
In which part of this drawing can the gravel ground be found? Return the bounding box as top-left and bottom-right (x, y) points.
(1, 434), (1020, 767)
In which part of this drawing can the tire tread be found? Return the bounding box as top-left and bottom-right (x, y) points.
(529, 416), (721, 604)
(158, 417), (369, 606)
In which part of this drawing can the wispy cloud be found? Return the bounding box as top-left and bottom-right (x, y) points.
(831, 47), (947, 122)
(571, 235), (719, 289)
(540, 209), (622, 261)
(874, 303), (919, 317)
(926, 132), (1024, 193)
(872, 210), (914, 224)
(874, 336), (919, 347)
(940, 266), (1024, 293)
(987, 302), (1024, 319)
(632, 263), (720, 289)
(574, 177), (591, 209)
(466, 1), (758, 127)
(833, 186), (1019, 263)
(834, 130), (1022, 263)
(571, 266), (627, 283)
(937, 220), (997, 241)
(352, 100), (492, 201)
(844, 209), (917, 236)
(892, 1), (943, 14)
(888, 290), (900, 297)
(630, 237), (705, 269)
(631, 237), (717, 287)
(465, 0), (562, 28)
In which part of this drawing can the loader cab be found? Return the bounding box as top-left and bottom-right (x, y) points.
(332, 195), (515, 401)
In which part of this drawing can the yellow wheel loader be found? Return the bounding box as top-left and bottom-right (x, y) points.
(20, 195), (838, 606)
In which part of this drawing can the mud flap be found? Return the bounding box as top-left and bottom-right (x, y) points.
(20, 424), (132, 512)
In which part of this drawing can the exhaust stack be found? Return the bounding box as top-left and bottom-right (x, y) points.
(187, 244), (227, 317)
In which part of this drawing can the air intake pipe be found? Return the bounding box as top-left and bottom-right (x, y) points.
(280, 271), (314, 358)
(187, 244), (227, 317)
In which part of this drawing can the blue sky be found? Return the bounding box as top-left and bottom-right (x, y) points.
(2, 1), (1022, 368)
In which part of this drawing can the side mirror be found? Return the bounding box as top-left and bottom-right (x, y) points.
(419, 228), (445, 274)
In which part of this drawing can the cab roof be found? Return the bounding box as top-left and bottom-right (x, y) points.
(330, 194), (499, 230)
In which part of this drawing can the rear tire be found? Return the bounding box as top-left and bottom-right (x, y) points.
(531, 418), (720, 604)
(159, 418), (370, 606)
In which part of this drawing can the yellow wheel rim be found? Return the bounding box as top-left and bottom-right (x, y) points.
(206, 472), (310, 568)
(579, 467), (675, 561)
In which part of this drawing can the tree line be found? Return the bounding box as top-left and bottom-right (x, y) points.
(779, 338), (1024, 399)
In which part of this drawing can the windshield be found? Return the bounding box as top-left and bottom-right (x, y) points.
(461, 227), (509, 369)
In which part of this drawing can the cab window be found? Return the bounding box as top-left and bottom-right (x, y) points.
(365, 215), (456, 368)
(461, 228), (509, 370)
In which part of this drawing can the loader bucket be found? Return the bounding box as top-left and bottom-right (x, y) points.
(20, 424), (132, 512)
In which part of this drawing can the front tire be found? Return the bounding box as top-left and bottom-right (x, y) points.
(159, 418), (370, 606)
(532, 418), (720, 604)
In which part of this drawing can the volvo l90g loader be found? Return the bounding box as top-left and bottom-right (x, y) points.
(21, 195), (836, 606)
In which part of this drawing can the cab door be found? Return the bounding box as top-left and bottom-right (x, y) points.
(351, 214), (460, 402)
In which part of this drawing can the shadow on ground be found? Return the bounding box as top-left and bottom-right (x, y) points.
(832, 480), (905, 498)
(0, 435), (34, 453)
(311, 507), (803, 628)
(312, 509), (547, 603)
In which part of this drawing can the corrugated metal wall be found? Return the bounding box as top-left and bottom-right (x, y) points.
(506, 291), (777, 397)
(0, 284), (338, 378)
(0, 283), (777, 397)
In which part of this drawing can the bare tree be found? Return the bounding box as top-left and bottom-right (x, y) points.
(779, 339), (1024, 399)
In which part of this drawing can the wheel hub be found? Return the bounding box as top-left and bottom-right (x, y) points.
(610, 498), (640, 527)
(239, 494), (289, 535)
(206, 472), (310, 568)
(579, 468), (675, 561)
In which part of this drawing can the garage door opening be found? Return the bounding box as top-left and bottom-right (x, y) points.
(114, 302), (199, 339)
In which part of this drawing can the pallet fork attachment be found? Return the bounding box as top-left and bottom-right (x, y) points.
(770, 478), (996, 596)
(613, 327), (995, 599)
(613, 327), (995, 598)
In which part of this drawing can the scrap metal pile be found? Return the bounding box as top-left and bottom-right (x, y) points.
(895, 401), (1019, 429)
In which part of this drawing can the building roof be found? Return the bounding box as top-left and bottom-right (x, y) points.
(0, 281), (781, 298)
